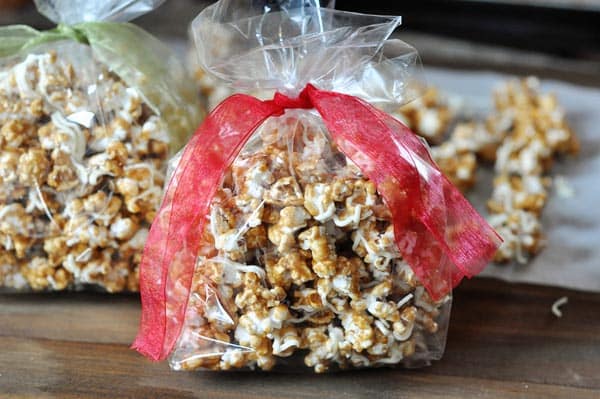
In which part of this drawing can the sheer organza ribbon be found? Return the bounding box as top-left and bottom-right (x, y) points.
(133, 84), (501, 361)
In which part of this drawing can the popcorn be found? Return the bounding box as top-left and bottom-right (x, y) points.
(393, 87), (455, 144)
(271, 326), (301, 357)
(304, 183), (335, 222)
(430, 142), (477, 192)
(268, 206), (310, 254)
(487, 174), (549, 216)
(485, 78), (578, 263)
(264, 177), (304, 207)
(488, 210), (544, 264)
(17, 148), (50, 185)
(265, 250), (313, 289)
(403, 78), (578, 264)
(0, 49), (170, 292)
(193, 68), (235, 111)
(171, 112), (450, 372)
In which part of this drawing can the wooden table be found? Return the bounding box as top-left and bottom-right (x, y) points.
(1, 278), (598, 398)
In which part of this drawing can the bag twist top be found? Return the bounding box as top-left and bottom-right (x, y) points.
(0, 0), (201, 152)
(133, 0), (502, 361)
(193, 0), (420, 106)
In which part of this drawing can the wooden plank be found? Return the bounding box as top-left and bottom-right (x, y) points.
(1, 278), (599, 398)
(0, 336), (598, 399)
(433, 279), (600, 390)
(0, 293), (138, 345)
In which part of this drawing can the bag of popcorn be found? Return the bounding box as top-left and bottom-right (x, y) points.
(133, 0), (501, 372)
(0, 0), (203, 292)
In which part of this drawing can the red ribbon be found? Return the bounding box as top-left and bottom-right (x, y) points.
(132, 84), (501, 361)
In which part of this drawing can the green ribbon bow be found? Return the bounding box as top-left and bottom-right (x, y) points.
(0, 22), (202, 152)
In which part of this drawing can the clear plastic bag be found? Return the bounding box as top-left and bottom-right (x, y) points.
(133, 0), (500, 372)
(0, 1), (203, 292)
(169, 109), (453, 372)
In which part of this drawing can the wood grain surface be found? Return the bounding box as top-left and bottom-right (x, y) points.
(1, 278), (598, 399)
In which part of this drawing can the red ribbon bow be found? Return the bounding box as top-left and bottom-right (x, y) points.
(133, 84), (501, 361)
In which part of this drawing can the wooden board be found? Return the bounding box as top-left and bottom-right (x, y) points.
(1, 278), (599, 399)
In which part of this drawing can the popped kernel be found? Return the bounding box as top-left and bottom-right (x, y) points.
(393, 86), (455, 144)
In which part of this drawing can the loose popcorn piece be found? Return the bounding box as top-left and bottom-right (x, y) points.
(170, 111), (450, 372)
(0, 47), (169, 292)
(430, 141), (477, 192)
(389, 86), (477, 192)
(393, 87), (455, 144)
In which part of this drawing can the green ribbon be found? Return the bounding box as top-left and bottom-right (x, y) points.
(0, 22), (202, 152)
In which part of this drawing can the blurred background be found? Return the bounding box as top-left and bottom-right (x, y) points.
(1, 0), (599, 85)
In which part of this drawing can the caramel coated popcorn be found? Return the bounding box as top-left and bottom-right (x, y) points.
(392, 86), (480, 192)
(0, 49), (169, 292)
(393, 86), (456, 145)
(470, 77), (577, 263)
(390, 78), (577, 264)
(432, 77), (579, 263)
(170, 111), (449, 372)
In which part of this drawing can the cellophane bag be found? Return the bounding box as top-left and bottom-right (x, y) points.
(0, 0), (203, 292)
(187, 0), (337, 111)
(133, 0), (501, 372)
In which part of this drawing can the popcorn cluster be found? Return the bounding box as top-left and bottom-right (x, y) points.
(171, 111), (449, 372)
(0, 49), (169, 291)
(421, 78), (578, 263)
(485, 77), (578, 262)
(393, 86), (454, 145)
(391, 86), (480, 193)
